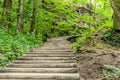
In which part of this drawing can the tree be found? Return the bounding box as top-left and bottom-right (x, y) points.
(30, 0), (37, 34)
(2, 0), (12, 32)
(110, 0), (120, 31)
(17, 0), (23, 32)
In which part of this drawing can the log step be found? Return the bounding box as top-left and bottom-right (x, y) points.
(0, 79), (76, 80)
(0, 68), (78, 73)
(7, 63), (77, 68)
(23, 53), (73, 57)
(13, 60), (76, 63)
(28, 52), (72, 54)
(18, 57), (75, 60)
(31, 50), (72, 52)
(0, 73), (80, 80)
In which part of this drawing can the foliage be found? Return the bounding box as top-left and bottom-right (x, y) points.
(103, 30), (120, 47)
(102, 65), (120, 80)
(73, 0), (113, 51)
(0, 29), (42, 67)
(37, 0), (81, 37)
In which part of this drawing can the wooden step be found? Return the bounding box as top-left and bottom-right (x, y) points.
(32, 50), (72, 52)
(0, 68), (78, 73)
(23, 53), (73, 57)
(42, 49), (71, 50)
(18, 57), (75, 60)
(7, 63), (77, 68)
(0, 79), (61, 80)
(13, 60), (76, 63)
(0, 79), (76, 80)
(28, 52), (72, 54)
(0, 73), (80, 80)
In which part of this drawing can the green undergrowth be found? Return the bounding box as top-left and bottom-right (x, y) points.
(72, 0), (114, 51)
(102, 65), (120, 80)
(103, 30), (120, 47)
(0, 29), (42, 68)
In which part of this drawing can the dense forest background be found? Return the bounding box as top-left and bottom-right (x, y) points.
(0, 0), (114, 66)
(0, 0), (120, 79)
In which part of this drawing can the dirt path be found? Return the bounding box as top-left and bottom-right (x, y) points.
(0, 37), (80, 80)
(75, 47), (120, 80)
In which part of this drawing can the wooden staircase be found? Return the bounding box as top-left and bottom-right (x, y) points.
(0, 37), (80, 80)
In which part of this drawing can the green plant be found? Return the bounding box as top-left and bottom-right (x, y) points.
(103, 31), (120, 47)
(72, 0), (113, 51)
(0, 29), (42, 67)
(102, 65), (120, 80)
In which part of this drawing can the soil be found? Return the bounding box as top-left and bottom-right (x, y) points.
(74, 47), (120, 80)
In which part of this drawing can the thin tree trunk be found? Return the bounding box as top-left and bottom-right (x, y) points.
(110, 0), (120, 30)
(30, 0), (37, 34)
(89, 0), (93, 16)
(17, 0), (23, 33)
(2, 0), (12, 32)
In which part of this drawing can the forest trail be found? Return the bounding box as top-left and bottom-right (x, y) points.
(0, 37), (80, 80)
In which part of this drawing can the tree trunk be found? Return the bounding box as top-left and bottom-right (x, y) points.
(17, 0), (23, 33)
(110, 0), (120, 30)
(30, 0), (37, 34)
(2, 0), (12, 32)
